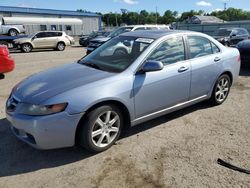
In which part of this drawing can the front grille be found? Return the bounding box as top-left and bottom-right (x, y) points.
(6, 95), (20, 112)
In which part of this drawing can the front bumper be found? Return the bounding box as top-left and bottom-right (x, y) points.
(6, 111), (84, 150)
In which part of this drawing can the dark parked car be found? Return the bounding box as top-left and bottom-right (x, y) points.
(213, 28), (249, 46)
(79, 31), (109, 47)
(0, 45), (15, 79)
(236, 39), (250, 67)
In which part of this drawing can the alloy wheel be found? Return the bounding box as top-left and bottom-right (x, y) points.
(215, 77), (230, 103)
(91, 110), (120, 148)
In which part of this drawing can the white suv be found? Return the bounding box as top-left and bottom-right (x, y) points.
(14, 31), (75, 53)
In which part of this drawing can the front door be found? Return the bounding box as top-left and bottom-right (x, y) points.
(133, 36), (191, 118)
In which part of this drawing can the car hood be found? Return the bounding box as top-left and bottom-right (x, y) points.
(90, 36), (111, 43)
(13, 62), (115, 104)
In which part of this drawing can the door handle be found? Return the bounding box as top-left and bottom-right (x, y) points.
(214, 57), (221, 62)
(178, 66), (189, 73)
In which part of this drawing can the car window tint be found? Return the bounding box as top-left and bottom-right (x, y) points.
(134, 27), (146, 31)
(188, 36), (213, 59)
(211, 42), (220, 54)
(147, 36), (185, 65)
(36, 32), (47, 38)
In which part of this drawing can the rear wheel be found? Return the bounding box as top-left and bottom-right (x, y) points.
(8, 29), (18, 36)
(21, 43), (32, 53)
(79, 105), (123, 153)
(56, 42), (65, 51)
(210, 74), (231, 105)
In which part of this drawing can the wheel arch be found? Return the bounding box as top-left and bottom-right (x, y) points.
(220, 71), (233, 85)
(74, 100), (131, 145)
(22, 42), (33, 48)
(57, 41), (66, 46)
(8, 27), (20, 34)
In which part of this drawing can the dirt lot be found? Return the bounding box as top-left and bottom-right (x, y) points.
(0, 47), (250, 188)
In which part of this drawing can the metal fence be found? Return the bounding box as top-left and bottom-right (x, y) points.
(175, 21), (250, 36)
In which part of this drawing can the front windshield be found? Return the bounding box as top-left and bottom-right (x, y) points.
(108, 27), (133, 38)
(28, 33), (36, 38)
(215, 29), (232, 36)
(79, 36), (154, 73)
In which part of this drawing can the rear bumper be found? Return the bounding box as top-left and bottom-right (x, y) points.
(6, 111), (84, 150)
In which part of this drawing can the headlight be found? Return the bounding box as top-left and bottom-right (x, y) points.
(16, 103), (68, 116)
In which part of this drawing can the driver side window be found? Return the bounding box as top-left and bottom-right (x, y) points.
(147, 36), (185, 65)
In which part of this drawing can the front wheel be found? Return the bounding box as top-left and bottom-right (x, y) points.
(210, 74), (231, 105)
(21, 43), (32, 53)
(79, 105), (123, 153)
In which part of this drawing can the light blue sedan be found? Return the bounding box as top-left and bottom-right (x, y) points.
(6, 30), (241, 152)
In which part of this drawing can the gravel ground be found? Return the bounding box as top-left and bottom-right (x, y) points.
(0, 47), (249, 188)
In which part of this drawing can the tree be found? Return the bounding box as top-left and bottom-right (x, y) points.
(179, 10), (204, 22)
(210, 8), (250, 21)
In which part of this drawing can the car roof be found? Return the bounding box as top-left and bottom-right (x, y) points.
(120, 30), (196, 39)
(218, 27), (246, 30)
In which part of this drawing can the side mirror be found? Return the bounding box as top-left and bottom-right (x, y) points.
(140, 60), (163, 73)
(0, 73), (5, 80)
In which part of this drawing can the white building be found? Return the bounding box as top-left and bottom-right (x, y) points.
(0, 6), (101, 35)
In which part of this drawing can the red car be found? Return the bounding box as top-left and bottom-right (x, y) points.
(0, 45), (15, 79)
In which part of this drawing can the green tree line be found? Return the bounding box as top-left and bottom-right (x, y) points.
(78, 8), (250, 26)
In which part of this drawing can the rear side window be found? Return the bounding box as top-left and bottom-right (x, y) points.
(187, 36), (213, 59)
(147, 36), (185, 65)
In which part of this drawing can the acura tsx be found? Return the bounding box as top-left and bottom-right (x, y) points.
(6, 30), (240, 153)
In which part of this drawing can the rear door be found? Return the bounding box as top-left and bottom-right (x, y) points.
(40, 32), (61, 48)
(186, 35), (222, 99)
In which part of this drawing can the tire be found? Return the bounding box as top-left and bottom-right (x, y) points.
(79, 105), (123, 153)
(21, 43), (32, 53)
(113, 48), (128, 56)
(8, 29), (18, 36)
(56, 42), (65, 51)
(210, 74), (231, 105)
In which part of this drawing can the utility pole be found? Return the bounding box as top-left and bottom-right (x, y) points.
(155, 6), (158, 24)
(115, 12), (118, 26)
(224, 3), (227, 10)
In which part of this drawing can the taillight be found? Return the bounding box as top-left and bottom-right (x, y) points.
(237, 55), (241, 62)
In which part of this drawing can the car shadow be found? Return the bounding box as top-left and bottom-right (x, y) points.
(0, 118), (93, 177)
(122, 101), (211, 138)
(0, 101), (211, 177)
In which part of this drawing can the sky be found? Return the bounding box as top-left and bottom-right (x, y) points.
(0, 0), (250, 15)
